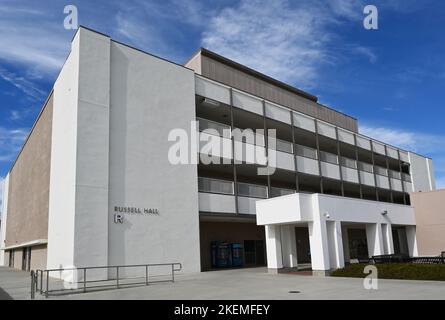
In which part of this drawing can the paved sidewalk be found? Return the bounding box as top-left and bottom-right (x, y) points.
(1, 266), (445, 300)
(0, 267), (32, 300)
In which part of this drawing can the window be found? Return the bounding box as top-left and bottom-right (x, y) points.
(340, 157), (357, 169)
(319, 151), (338, 165)
(295, 144), (317, 160)
(374, 166), (388, 176)
(237, 182), (268, 199)
(358, 161), (373, 173)
(198, 177), (234, 195)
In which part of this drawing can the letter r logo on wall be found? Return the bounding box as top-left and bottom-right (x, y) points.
(114, 213), (124, 224)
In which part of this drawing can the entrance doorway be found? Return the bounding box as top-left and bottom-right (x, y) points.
(244, 240), (266, 266)
(295, 227), (311, 263)
(21, 247), (31, 271)
(348, 229), (369, 260)
(392, 227), (409, 255)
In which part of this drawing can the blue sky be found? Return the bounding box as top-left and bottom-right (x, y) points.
(1, 0), (445, 205)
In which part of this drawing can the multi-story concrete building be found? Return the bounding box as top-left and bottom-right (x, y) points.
(0, 27), (436, 277)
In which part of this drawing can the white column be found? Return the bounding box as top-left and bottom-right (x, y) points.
(0, 174), (10, 266)
(281, 225), (298, 268)
(406, 226), (418, 257)
(327, 221), (345, 269)
(366, 223), (385, 257)
(308, 218), (330, 271)
(381, 224), (394, 255)
(265, 225), (283, 270)
(342, 226), (350, 263)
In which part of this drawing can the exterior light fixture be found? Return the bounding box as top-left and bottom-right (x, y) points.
(381, 210), (388, 216)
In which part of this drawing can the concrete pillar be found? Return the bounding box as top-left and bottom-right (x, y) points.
(308, 218), (330, 272)
(0, 174), (10, 266)
(366, 223), (384, 257)
(265, 225), (283, 271)
(281, 225), (298, 268)
(381, 224), (394, 255)
(327, 221), (345, 269)
(406, 226), (418, 257)
(342, 226), (350, 263)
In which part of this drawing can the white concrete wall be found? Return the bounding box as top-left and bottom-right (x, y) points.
(315, 194), (416, 226)
(256, 193), (313, 225)
(108, 41), (201, 274)
(408, 152), (435, 192)
(73, 28), (111, 271)
(47, 32), (80, 272)
(0, 174), (10, 265)
(47, 28), (111, 283)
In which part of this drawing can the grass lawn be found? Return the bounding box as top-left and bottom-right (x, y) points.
(331, 263), (445, 281)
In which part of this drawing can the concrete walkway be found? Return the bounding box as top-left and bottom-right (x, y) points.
(0, 267), (32, 300)
(1, 266), (445, 300)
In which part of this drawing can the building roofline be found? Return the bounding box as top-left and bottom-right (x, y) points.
(194, 47), (319, 103)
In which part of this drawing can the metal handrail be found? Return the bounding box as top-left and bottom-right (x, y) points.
(31, 262), (182, 299)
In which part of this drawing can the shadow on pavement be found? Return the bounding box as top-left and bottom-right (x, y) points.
(0, 287), (13, 300)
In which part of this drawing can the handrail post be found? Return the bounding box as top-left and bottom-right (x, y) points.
(116, 266), (119, 289)
(30, 270), (35, 300)
(172, 264), (175, 283)
(40, 270), (43, 294)
(145, 265), (149, 285)
(45, 270), (49, 298)
(83, 269), (87, 293)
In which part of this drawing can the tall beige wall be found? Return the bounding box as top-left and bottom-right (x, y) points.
(5, 94), (53, 247)
(411, 190), (445, 256)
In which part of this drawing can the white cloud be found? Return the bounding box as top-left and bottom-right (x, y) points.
(360, 124), (445, 189)
(359, 125), (445, 154)
(0, 67), (46, 100)
(201, 0), (370, 89)
(0, 7), (69, 76)
(353, 46), (378, 63)
(0, 127), (28, 162)
(436, 177), (445, 189)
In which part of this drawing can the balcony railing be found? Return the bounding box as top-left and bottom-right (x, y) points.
(269, 138), (293, 154)
(389, 170), (402, 179)
(197, 117), (231, 139)
(402, 173), (412, 182)
(198, 177), (234, 195)
(295, 144), (318, 160)
(270, 187), (295, 198)
(319, 151), (338, 165)
(340, 156), (357, 169)
(358, 161), (374, 173)
(237, 182), (268, 199)
(374, 166), (388, 177)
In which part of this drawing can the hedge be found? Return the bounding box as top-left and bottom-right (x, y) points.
(331, 263), (445, 281)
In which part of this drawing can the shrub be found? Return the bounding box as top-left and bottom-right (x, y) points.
(331, 263), (445, 281)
